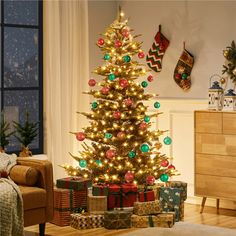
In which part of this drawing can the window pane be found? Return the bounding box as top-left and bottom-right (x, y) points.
(4, 90), (39, 152)
(4, 27), (38, 88)
(4, 0), (38, 26)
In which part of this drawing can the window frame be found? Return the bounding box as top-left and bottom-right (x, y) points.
(0, 0), (43, 154)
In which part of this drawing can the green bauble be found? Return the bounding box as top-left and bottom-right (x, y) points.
(144, 116), (150, 123)
(91, 102), (98, 109)
(105, 133), (113, 139)
(181, 73), (188, 80)
(154, 101), (160, 109)
(164, 136), (172, 145)
(128, 151), (136, 158)
(79, 160), (87, 168)
(104, 54), (111, 60)
(108, 74), (115, 81)
(141, 81), (148, 88)
(140, 143), (150, 153)
(160, 173), (169, 182)
(123, 55), (131, 63)
(95, 160), (102, 165)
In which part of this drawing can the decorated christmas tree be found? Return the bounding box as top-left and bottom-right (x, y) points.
(62, 8), (177, 185)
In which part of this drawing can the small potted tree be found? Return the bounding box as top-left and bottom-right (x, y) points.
(13, 112), (38, 157)
(0, 112), (15, 152)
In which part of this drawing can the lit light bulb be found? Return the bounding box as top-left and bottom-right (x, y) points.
(95, 177), (99, 181)
(100, 152), (105, 157)
(139, 170), (143, 174)
(112, 175), (117, 180)
(134, 142), (139, 147)
(129, 126), (134, 131)
(93, 127), (98, 131)
(138, 159), (141, 163)
(109, 163), (113, 167)
(98, 145), (102, 149)
(120, 11), (124, 17)
(123, 142), (128, 147)
(105, 102), (109, 106)
(102, 66), (106, 70)
(84, 174), (88, 178)
(107, 40), (111, 44)
(73, 171), (77, 176)
(118, 165), (122, 169)
(104, 160), (108, 163)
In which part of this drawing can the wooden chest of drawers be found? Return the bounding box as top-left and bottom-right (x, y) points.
(194, 110), (236, 201)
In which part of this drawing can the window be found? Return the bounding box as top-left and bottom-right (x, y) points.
(0, 0), (43, 154)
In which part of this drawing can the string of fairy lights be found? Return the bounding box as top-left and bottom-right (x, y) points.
(61, 8), (178, 185)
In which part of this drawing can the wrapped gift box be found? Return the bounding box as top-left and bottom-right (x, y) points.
(50, 188), (87, 226)
(131, 212), (175, 228)
(88, 194), (107, 214)
(56, 177), (92, 191)
(167, 181), (187, 201)
(114, 207), (134, 213)
(92, 184), (109, 196)
(133, 200), (162, 216)
(70, 213), (104, 229)
(93, 183), (137, 210)
(104, 210), (132, 229)
(159, 187), (181, 222)
(138, 190), (155, 202)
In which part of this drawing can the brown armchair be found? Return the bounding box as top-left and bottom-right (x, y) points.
(10, 158), (54, 236)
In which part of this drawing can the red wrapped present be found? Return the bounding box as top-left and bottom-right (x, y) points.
(56, 177), (92, 191)
(138, 190), (155, 202)
(107, 183), (137, 210)
(50, 188), (87, 226)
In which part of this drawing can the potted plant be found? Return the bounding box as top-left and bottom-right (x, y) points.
(13, 112), (38, 157)
(0, 112), (15, 152)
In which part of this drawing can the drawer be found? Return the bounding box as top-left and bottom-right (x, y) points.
(223, 113), (236, 134)
(195, 133), (236, 156)
(195, 111), (222, 134)
(195, 153), (236, 178)
(195, 174), (236, 200)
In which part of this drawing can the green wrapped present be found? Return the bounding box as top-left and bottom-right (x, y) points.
(167, 181), (187, 201)
(159, 187), (181, 222)
(56, 177), (92, 191)
(104, 210), (132, 229)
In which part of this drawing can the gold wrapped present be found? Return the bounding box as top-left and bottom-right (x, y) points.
(133, 200), (162, 216)
(104, 210), (132, 229)
(70, 213), (104, 229)
(87, 194), (107, 214)
(131, 212), (175, 228)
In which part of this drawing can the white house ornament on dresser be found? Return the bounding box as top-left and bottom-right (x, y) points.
(223, 89), (236, 111)
(208, 80), (224, 111)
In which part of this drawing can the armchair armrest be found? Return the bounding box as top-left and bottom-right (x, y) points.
(16, 158), (54, 221)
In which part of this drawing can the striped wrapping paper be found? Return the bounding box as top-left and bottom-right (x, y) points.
(50, 188), (87, 226)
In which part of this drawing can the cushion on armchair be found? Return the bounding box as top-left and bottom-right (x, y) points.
(10, 165), (39, 186)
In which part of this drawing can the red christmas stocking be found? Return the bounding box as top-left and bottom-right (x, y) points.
(146, 25), (170, 73)
(174, 42), (194, 91)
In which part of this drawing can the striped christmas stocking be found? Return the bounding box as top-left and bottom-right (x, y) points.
(146, 25), (170, 73)
(173, 42), (194, 91)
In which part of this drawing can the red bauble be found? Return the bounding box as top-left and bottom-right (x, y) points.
(139, 122), (147, 130)
(115, 40), (122, 48)
(138, 52), (145, 59)
(117, 131), (125, 140)
(175, 73), (181, 79)
(88, 79), (96, 87)
(113, 111), (121, 119)
(160, 159), (169, 167)
(101, 86), (110, 95)
(125, 171), (134, 183)
(76, 132), (85, 141)
(119, 78), (129, 88)
(97, 38), (105, 46)
(106, 149), (116, 159)
(147, 75), (154, 82)
(124, 98), (133, 106)
(122, 29), (129, 38)
(168, 164), (176, 170)
(146, 175), (155, 185)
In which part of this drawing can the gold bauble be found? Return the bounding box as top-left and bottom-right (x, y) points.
(220, 77), (226, 84)
(223, 50), (229, 58)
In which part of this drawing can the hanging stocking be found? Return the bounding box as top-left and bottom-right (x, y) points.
(173, 42), (194, 91)
(146, 25), (170, 73)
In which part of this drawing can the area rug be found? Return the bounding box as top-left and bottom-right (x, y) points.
(121, 222), (236, 236)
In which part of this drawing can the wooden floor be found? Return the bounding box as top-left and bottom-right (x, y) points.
(24, 203), (236, 236)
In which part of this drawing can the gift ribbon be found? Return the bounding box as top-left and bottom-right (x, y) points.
(148, 215), (154, 227)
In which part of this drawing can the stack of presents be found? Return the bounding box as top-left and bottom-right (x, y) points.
(51, 178), (187, 230)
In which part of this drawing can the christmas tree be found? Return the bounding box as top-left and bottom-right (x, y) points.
(62, 8), (177, 185)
